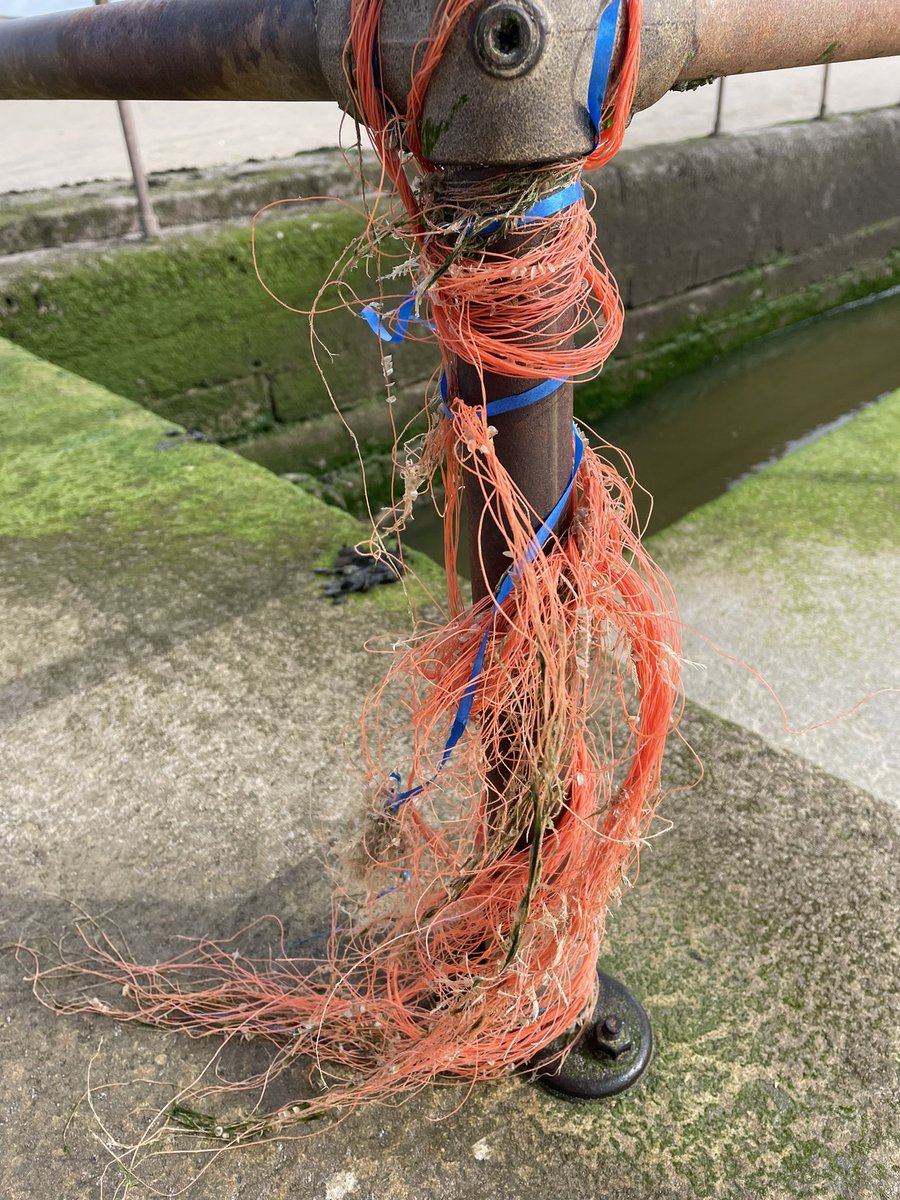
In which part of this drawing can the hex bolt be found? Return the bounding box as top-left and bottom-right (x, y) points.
(473, 0), (547, 79)
(592, 1012), (633, 1060)
(600, 1014), (623, 1038)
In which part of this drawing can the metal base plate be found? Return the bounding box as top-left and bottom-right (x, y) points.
(529, 968), (653, 1099)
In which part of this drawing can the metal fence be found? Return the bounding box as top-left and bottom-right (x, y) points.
(713, 68), (833, 136)
(2, 3), (898, 231)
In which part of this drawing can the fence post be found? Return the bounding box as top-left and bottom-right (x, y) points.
(819, 63), (832, 119)
(712, 76), (726, 135)
(93, 0), (160, 239)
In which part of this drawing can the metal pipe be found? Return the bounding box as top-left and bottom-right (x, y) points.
(819, 63), (833, 120)
(0, 0), (328, 102)
(92, 0), (159, 240)
(444, 171), (574, 832)
(460, 367), (573, 604)
(677, 0), (900, 83)
(711, 76), (726, 136)
(636, 0), (900, 110)
(113, 97), (161, 238)
(2, 0), (899, 115)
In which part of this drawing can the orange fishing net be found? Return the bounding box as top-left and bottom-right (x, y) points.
(26, 0), (682, 1144)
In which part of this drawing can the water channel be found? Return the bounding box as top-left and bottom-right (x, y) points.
(402, 287), (900, 572)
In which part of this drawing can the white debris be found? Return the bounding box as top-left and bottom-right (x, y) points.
(325, 1170), (359, 1200)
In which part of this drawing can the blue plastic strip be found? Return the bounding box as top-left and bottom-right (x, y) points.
(503, 428), (584, 589)
(390, 419), (584, 811)
(520, 180), (585, 222)
(471, 180), (584, 238)
(588, 0), (622, 140)
(440, 374), (567, 421)
(360, 294), (434, 343)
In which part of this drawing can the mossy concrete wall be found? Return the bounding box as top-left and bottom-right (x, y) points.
(1, 109), (897, 500)
(0, 208), (441, 483)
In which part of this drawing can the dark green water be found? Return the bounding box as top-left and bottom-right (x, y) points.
(402, 288), (900, 572)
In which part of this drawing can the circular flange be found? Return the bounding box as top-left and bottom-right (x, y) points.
(473, 0), (547, 79)
(529, 968), (653, 1100)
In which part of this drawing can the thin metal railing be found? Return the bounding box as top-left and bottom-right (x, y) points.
(93, 0), (159, 239)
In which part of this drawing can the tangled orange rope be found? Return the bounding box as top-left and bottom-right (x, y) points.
(25, 0), (683, 1145)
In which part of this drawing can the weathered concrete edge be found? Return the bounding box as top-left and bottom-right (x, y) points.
(2, 110), (897, 266)
(648, 385), (900, 805)
(0, 335), (444, 608)
(0, 150), (368, 256)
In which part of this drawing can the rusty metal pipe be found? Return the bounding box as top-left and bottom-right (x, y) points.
(681, 0), (900, 81)
(636, 0), (900, 110)
(446, 169), (574, 835)
(2, 0), (899, 113)
(460, 368), (573, 604)
(0, 0), (328, 101)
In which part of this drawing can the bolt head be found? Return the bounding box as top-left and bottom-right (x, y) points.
(592, 1013), (633, 1060)
(473, 0), (547, 79)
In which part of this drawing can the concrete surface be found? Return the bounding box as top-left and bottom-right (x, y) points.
(1, 341), (898, 1199)
(654, 388), (900, 806)
(1, 58), (898, 192)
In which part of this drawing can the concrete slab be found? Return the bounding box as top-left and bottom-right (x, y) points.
(653, 388), (900, 806)
(1, 342), (898, 1199)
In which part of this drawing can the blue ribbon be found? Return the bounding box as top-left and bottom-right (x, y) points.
(473, 179), (585, 238)
(587, 0), (623, 141)
(518, 180), (585, 222)
(441, 373), (568, 421)
(360, 295), (435, 343)
(390, 399), (584, 812)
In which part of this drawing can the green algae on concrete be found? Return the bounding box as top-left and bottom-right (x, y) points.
(652, 388), (900, 806)
(0, 336), (444, 636)
(0, 337), (362, 551)
(0, 206), (438, 449)
(655, 388), (900, 570)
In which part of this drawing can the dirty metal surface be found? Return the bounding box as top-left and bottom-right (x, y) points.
(0, 0), (328, 101)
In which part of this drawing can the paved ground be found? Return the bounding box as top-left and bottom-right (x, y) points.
(0, 58), (897, 192)
(654, 390), (900, 806)
(1, 341), (898, 1199)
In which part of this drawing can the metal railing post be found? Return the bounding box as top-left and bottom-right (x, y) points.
(819, 63), (833, 119)
(94, 0), (160, 239)
(712, 76), (726, 135)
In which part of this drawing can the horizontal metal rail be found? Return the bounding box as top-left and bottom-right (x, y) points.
(678, 0), (900, 82)
(0, 0), (328, 101)
(1, 0), (898, 108)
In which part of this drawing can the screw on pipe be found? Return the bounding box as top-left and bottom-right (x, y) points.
(473, 0), (548, 78)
